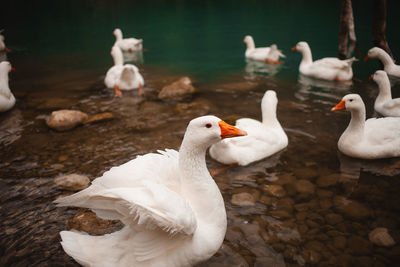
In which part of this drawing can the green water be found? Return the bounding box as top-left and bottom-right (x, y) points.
(4, 0), (400, 82)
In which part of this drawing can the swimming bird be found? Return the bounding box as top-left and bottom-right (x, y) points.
(0, 61), (15, 112)
(0, 30), (11, 53)
(243, 35), (285, 63)
(209, 90), (288, 166)
(370, 70), (400, 117)
(331, 94), (400, 159)
(365, 47), (400, 78)
(105, 45), (144, 96)
(113, 28), (143, 52)
(55, 115), (246, 267)
(292, 41), (357, 81)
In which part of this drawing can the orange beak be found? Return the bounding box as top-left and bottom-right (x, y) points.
(242, 40), (245, 43)
(291, 46), (297, 51)
(369, 75), (374, 81)
(219, 120), (247, 139)
(10, 66), (15, 72)
(364, 55), (370, 62)
(331, 100), (346, 111)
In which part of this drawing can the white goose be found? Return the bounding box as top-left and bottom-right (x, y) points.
(243, 35), (285, 64)
(55, 115), (246, 267)
(370, 70), (400, 117)
(0, 30), (11, 52)
(0, 61), (15, 112)
(105, 45), (144, 96)
(209, 90), (288, 166)
(332, 94), (400, 159)
(365, 47), (400, 78)
(292, 41), (357, 81)
(113, 28), (143, 52)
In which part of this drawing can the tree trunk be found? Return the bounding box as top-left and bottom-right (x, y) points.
(338, 0), (357, 59)
(372, 0), (394, 60)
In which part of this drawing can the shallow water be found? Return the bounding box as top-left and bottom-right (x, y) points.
(2, 0), (400, 266)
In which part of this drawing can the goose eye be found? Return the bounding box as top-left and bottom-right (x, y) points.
(205, 123), (212, 128)
(349, 99), (353, 102)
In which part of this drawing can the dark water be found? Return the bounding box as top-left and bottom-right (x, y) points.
(1, 0), (400, 266)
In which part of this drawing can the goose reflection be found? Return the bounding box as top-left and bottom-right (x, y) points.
(244, 59), (281, 79)
(122, 50), (144, 65)
(295, 74), (352, 102)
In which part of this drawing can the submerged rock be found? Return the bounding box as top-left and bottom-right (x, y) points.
(68, 211), (122, 236)
(54, 173), (90, 191)
(333, 196), (370, 219)
(158, 76), (196, 100)
(294, 179), (315, 194)
(46, 109), (88, 131)
(84, 112), (115, 124)
(46, 110), (115, 131)
(263, 184), (286, 198)
(231, 192), (255, 206)
(316, 173), (340, 187)
(369, 228), (396, 247)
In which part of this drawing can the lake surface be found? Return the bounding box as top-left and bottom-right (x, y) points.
(1, 0), (400, 266)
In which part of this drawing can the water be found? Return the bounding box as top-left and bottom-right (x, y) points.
(1, 0), (400, 266)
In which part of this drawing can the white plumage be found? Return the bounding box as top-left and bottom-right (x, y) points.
(55, 115), (247, 267)
(0, 30), (11, 52)
(104, 45), (144, 96)
(243, 35), (285, 63)
(113, 28), (143, 52)
(332, 94), (400, 159)
(366, 47), (400, 78)
(371, 70), (400, 117)
(293, 41), (357, 81)
(209, 90), (288, 166)
(0, 61), (15, 112)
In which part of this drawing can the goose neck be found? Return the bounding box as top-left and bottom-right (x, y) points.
(178, 137), (225, 221)
(299, 47), (313, 66)
(345, 107), (366, 138)
(261, 102), (279, 127)
(376, 78), (392, 103)
(377, 51), (395, 67)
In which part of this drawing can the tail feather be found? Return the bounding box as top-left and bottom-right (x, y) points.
(345, 56), (358, 67)
(60, 229), (128, 266)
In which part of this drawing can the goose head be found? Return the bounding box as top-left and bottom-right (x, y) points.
(183, 116), (247, 149)
(242, 35), (255, 49)
(331, 94), (364, 113)
(370, 70), (389, 84)
(292, 41), (309, 53)
(113, 28), (123, 40)
(365, 47), (384, 61)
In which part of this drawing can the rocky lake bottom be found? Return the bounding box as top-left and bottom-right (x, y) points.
(1, 61), (400, 266)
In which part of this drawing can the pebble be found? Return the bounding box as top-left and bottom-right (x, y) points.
(369, 228), (396, 247)
(333, 236), (347, 249)
(294, 179), (315, 194)
(333, 196), (370, 219)
(316, 173), (340, 187)
(158, 76), (196, 100)
(325, 213), (344, 225)
(263, 184), (286, 198)
(54, 173), (90, 191)
(347, 235), (372, 255)
(231, 192), (256, 206)
(293, 167), (318, 180)
(46, 109), (88, 131)
(68, 211), (121, 235)
(84, 112), (115, 124)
